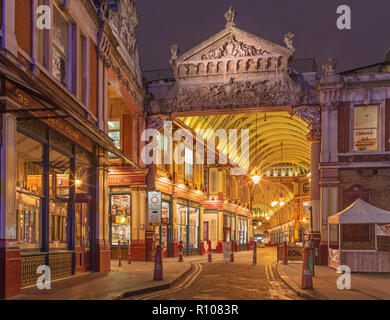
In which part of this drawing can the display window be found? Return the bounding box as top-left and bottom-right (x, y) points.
(223, 213), (236, 243)
(188, 207), (199, 249)
(110, 194), (131, 245)
(16, 131), (44, 249)
(75, 157), (91, 248)
(49, 148), (70, 249)
(176, 204), (187, 248)
(160, 201), (170, 252)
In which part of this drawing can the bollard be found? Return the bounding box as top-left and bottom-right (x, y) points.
(127, 240), (131, 264)
(283, 241), (288, 265)
(230, 240), (234, 263)
(178, 240), (184, 262)
(118, 240), (122, 267)
(253, 241), (257, 265)
(208, 240), (212, 262)
(154, 244), (163, 281)
(301, 247), (313, 289)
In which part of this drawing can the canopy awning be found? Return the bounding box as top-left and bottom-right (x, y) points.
(0, 55), (140, 169)
(328, 199), (390, 224)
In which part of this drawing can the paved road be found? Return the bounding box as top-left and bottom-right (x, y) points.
(130, 247), (303, 300)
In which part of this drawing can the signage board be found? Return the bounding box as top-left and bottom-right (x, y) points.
(277, 246), (304, 262)
(223, 241), (231, 260)
(148, 191), (162, 224)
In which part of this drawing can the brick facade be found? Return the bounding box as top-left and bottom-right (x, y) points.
(339, 168), (390, 211)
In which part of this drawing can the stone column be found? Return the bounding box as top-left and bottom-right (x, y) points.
(0, 113), (21, 299)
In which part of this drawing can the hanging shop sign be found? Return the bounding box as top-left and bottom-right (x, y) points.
(148, 191), (162, 224)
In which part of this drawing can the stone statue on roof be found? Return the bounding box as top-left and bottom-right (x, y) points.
(225, 5), (237, 28)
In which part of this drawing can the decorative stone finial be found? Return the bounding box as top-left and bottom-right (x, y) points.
(284, 32), (295, 50)
(322, 57), (337, 75)
(385, 48), (390, 62)
(225, 5), (237, 28)
(170, 44), (179, 60)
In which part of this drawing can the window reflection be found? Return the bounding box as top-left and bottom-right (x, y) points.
(16, 132), (43, 249)
(49, 148), (70, 249)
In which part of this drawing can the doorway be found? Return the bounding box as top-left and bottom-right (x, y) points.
(75, 200), (91, 272)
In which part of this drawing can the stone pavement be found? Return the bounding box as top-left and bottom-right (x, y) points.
(276, 262), (390, 300)
(11, 252), (234, 300)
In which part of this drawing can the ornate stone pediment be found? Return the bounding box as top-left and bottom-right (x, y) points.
(200, 35), (272, 60)
(149, 7), (319, 115)
(170, 11), (295, 81)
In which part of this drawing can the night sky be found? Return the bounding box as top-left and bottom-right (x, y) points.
(135, 0), (390, 75)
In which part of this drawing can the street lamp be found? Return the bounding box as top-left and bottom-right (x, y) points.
(251, 175), (261, 185)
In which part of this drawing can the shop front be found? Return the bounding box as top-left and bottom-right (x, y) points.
(175, 199), (201, 256)
(108, 170), (148, 261)
(223, 211), (236, 250)
(151, 194), (172, 258)
(109, 187), (131, 260)
(15, 116), (96, 286)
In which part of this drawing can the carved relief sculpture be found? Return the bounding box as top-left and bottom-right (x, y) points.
(322, 57), (337, 75)
(201, 36), (271, 60)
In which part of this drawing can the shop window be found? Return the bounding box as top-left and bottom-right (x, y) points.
(188, 208), (199, 249)
(176, 204), (187, 248)
(49, 148), (70, 249)
(52, 6), (71, 87)
(75, 158), (91, 247)
(185, 147), (193, 181)
(108, 120), (120, 158)
(353, 105), (379, 151)
(110, 194), (131, 245)
(16, 132), (44, 249)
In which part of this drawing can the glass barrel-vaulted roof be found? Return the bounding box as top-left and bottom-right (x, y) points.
(179, 111), (311, 174)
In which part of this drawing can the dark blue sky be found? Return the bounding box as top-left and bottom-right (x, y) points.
(135, 0), (390, 73)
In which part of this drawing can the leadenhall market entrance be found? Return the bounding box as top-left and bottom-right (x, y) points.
(15, 119), (96, 286)
(147, 6), (390, 267)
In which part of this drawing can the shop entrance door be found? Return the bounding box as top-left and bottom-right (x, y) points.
(203, 221), (209, 241)
(223, 227), (231, 242)
(75, 199), (91, 272)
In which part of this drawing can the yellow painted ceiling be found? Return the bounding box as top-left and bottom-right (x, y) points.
(179, 111), (311, 174)
(179, 111), (311, 216)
